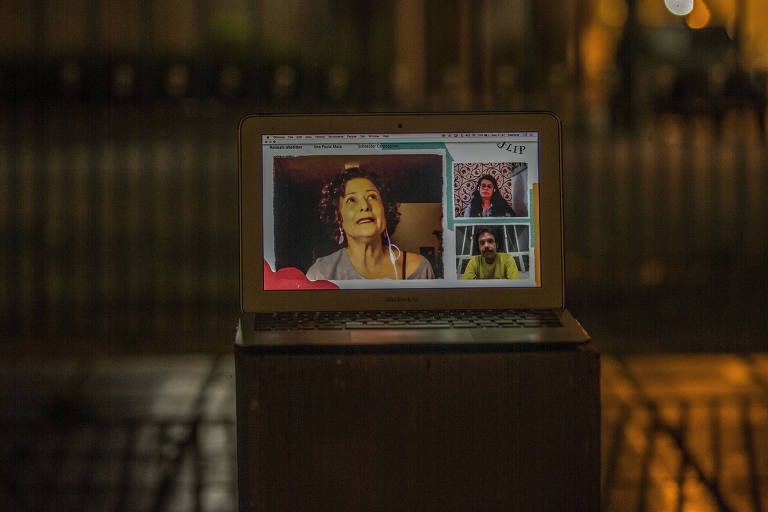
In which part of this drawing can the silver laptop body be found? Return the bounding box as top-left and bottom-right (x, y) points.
(238, 112), (589, 347)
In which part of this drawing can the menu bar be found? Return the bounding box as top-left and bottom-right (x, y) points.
(263, 132), (538, 144)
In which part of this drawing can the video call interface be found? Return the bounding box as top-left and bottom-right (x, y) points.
(261, 131), (540, 290)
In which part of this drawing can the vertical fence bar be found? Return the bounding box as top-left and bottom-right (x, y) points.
(710, 123), (728, 260)
(563, 130), (586, 285)
(18, 109), (38, 339)
(204, 136), (220, 334)
(109, 132), (128, 336)
(70, 138), (90, 337)
(98, 135), (112, 333)
(99, 127), (124, 339)
(657, 117), (678, 273)
(152, 131), (171, 337)
(744, 133), (765, 261)
(88, 108), (106, 338)
(667, 119), (685, 263)
(207, 132), (237, 332)
(1, 107), (18, 337)
(0, 118), (4, 325)
(614, 134), (634, 288)
(193, 115), (212, 335)
(731, 125), (750, 269)
(638, 119), (658, 280)
(125, 135), (142, 338)
(690, 119), (713, 262)
(178, 129), (196, 336)
(30, 103), (49, 340)
(585, 130), (607, 285)
(603, 131), (622, 286)
(139, 125), (158, 339)
(56, 110), (75, 341)
(44, 133), (64, 338)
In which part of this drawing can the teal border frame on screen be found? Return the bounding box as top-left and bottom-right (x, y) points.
(446, 160), (535, 250)
(383, 142), (535, 245)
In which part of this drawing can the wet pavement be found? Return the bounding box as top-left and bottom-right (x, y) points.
(2, 352), (767, 511)
(603, 354), (768, 512)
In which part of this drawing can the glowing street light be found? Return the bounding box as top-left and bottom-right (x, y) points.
(665, 0), (694, 16)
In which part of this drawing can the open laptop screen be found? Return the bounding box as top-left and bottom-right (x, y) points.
(261, 130), (541, 290)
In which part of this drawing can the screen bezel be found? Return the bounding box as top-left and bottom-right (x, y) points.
(239, 112), (564, 312)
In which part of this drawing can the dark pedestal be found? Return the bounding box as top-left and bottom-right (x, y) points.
(236, 342), (600, 512)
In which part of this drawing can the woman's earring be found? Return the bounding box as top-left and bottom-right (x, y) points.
(339, 226), (345, 245)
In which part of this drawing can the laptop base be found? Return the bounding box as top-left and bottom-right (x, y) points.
(238, 308), (589, 349)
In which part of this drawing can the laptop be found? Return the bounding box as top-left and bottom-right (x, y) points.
(238, 112), (589, 347)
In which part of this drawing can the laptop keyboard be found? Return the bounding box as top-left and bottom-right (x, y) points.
(253, 309), (563, 331)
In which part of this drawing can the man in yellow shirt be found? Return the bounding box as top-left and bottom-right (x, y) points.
(461, 227), (520, 279)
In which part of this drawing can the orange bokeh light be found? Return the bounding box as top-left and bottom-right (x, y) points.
(686, 0), (712, 29)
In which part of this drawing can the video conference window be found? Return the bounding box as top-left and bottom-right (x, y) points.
(453, 162), (528, 218)
(273, 154), (444, 281)
(261, 131), (540, 290)
(455, 224), (530, 280)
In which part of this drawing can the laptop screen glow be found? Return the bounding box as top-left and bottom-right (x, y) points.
(261, 131), (540, 290)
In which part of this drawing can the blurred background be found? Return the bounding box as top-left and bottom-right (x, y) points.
(2, 0), (767, 356)
(2, 1), (768, 510)
(1, 0), (767, 355)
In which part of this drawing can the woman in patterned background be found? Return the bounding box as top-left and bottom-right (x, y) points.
(463, 174), (517, 217)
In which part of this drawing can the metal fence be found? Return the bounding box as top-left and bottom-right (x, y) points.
(565, 114), (768, 291)
(1, 104), (240, 348)
(1, 101), (766, 348)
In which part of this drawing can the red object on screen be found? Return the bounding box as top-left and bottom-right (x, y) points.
(264, 262), (339, 290)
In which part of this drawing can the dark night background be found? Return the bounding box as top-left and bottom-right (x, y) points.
(2, 0), (767, 354)
(2, 1), (768, 510)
